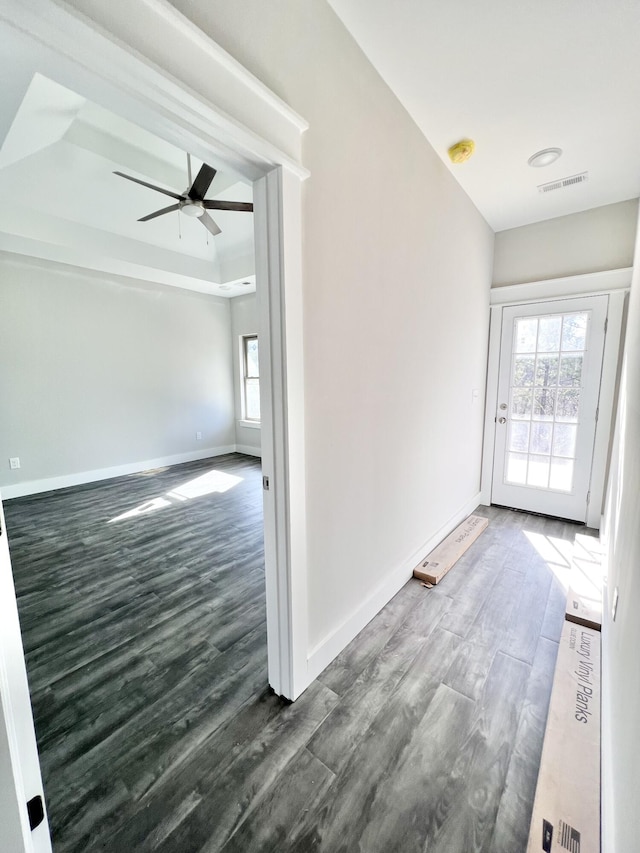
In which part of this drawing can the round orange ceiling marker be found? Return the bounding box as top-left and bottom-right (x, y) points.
(448, 139), (475, 164)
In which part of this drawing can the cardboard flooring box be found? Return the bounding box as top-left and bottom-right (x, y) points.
(527, 621), (600, 853)
(412, 514), (488, 584)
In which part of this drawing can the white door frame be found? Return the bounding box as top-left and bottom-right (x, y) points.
(0, 5), (311, 844)
(0, 501), (52, 853)
(0, 0), (311, 698)
(481, 268), (630, 528)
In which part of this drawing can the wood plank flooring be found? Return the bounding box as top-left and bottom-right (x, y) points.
(4, 459), (583, 852)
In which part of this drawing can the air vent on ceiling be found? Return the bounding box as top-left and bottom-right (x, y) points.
(538, 172), (589, 194)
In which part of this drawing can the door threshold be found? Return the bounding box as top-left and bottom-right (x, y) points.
(490, 503), (586, 525)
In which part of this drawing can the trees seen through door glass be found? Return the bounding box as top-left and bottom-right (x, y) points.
(506, 312), (589, 492)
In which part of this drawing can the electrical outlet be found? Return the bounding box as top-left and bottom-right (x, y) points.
(196, 431), (203, 441)
(9, 457), (20, 470)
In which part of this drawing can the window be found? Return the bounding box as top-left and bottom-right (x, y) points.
(242, 334), (260, 421)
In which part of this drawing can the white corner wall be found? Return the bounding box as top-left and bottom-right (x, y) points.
(230, 293), (261, 456)
(164, 0), (494, 661)
(0, 254), (236, 496)
(493, 199), (639, 287)
(601, 217), (640, 852)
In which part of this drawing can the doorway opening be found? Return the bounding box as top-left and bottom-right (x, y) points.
(482, 284), (627, 528)
(0, 5), (309, 848)
(0, 73), (273, 848)
(491, 295), (607, 521)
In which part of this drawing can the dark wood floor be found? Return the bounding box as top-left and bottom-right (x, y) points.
(5, 455), (582, 852)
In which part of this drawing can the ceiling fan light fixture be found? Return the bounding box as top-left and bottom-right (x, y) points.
(114, 155), (252, 238)
(528, 147), (563, 168)
(181, 200), (205, 218)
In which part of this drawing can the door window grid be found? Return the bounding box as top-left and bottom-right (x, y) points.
(505, 311), (589, 492)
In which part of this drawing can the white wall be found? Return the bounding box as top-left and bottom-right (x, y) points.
(230, 293), (261, 456)
(163, 0), (494, 653)
(493, 199), (638, 287)
(0, 253), (236, 494)
(601, 218), (640, 852)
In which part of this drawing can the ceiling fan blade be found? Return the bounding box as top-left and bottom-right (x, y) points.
(138, 203), (180, 222)
(188, 163), (217, 200)
(202, 200), (254, 212)
(113, 171), (184, 201)
(200, 212), (222, 236)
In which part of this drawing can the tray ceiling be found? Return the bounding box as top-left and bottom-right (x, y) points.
(0, 73), (255, 296)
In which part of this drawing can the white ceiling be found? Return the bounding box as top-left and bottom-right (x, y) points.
(328, 0), (640, 231)
(0, 73), (256, 297)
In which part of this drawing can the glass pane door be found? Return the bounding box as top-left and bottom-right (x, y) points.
(506, 311), (587, 492)
(491, 296), (608, 522)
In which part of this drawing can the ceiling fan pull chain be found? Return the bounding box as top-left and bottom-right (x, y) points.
(178, 211), (182, 240)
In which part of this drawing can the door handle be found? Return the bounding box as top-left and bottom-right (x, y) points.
(498, 417), (507, 424)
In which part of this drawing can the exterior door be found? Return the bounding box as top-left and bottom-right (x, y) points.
(491, 295), (608, 522)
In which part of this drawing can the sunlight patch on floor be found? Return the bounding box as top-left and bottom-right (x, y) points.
(571, 534), (605, 602)
(108, 469), (243, 523)
(524, 530), (573, 591)
(167, 470), (242, 500)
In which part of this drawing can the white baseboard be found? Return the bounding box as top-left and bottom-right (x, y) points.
(235, 444), (262, 458)
(0, 445), (238, 500)
(305, 491), (483, 684)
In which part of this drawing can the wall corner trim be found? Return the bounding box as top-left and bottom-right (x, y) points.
(304, 491), (483, 686)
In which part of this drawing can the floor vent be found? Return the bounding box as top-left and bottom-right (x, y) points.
(538, 172), (588, 193)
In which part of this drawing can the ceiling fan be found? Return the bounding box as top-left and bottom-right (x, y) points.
(113, 154), (253, 236)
